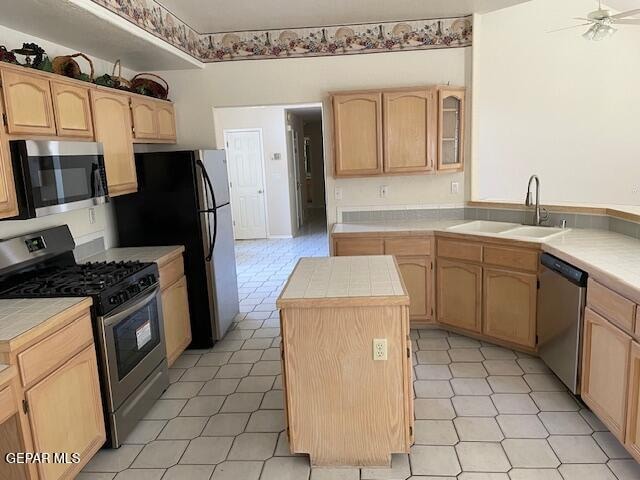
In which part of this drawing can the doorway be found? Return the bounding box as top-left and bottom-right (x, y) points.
(224, 129), (268, 239)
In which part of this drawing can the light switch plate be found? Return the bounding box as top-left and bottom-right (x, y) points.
(451, 181), (460, 194)
(373, 338), (387, 361)
(334, 187), (343, 200)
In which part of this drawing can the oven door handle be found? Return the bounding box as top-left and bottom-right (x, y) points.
(101, 285), (160, 328)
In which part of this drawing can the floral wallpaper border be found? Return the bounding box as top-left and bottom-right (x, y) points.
(91, 0), (472, 62)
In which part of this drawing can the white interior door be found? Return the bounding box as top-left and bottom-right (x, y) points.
(224, 130), (267, 239)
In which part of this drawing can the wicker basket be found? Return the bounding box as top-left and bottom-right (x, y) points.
(112, 59), (131, 89)
(130, 73), (169, 100)
(52, 53), (94, 81)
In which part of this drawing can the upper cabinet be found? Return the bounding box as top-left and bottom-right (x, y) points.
(156, 102), (177, 141)
(131, 97), (177, 143)
(51, 80), (94, 138)
(383, 89), (435, 174)
(91, 90), (137, 197)
(331, 85), (465, 178)
(0, 113), (18, 219)
(437, 88), (465, 172)
(0, 69), (56, 136)
(332, 92), (383, 177)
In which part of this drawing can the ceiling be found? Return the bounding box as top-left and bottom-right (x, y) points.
(157, 0), (529, 33)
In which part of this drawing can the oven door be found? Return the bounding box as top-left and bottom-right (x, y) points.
(99, 285), (167, 411)
(11, 140), (108, 218)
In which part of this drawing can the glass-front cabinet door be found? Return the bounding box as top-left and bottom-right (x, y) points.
(437, 88), (465, 172)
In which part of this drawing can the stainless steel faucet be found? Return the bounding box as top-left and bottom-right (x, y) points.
(525, 175), (548, 226)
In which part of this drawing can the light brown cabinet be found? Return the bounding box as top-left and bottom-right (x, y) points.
(0, 370), (30, 480)
(333, 237), (384, 256)
(0, 69), (56, 136)
(155, 102), (177, 141)
(437, 88), (465, 172)
(396, 256), (434, 324)
(581, 307), (631, 441)
(25, 346), (105, 480)
(382, 89), (435, 174)
(50, 80), (94, 138)
(625, 341), (640, 461)
(483, 268), (537, 348)
(0, 104), (18, 219)
(436, 258), (482, 333)
(131, 97), (177, 142)
(332, 92), (383, 177)
(91, 90), (137, 196)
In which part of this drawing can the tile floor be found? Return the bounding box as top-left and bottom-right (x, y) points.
(81, 214), (640, 480)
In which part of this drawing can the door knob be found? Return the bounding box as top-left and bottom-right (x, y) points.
(258, 190), (263, 194)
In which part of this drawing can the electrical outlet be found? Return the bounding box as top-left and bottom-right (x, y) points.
(88, 208), (96, 225)
(373, 338), (387, 361)
(632, 185), (639, 195)
(334, 186), (343, 200)
(379, 185), (388, 198)
(451, 181), (460, 194)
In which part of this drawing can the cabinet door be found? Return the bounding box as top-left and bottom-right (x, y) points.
(91, 90), (137, 196)
(333, 92), (383, 177)
(0, 69), (56, 135)
(0, 136), (17, 219)
(333, 237), (384, 256)
(162, 276), (192, 367)
(25, 346), (105, 480)
(626, 341), (640, 461)
(483, 268), (537, 347)
(131, 97), (158, 139)
(396, 255), (434, 324)
(436, 258), (482, 332)
(582, 307), (631, 441)
(156, 102), (177, 141)
(383, 89), (435, 173)
(437, 88), (465, 172)
(50, 81), (94, 138)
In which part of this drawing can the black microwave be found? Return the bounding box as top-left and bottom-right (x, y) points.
(7, 140), (109, 220)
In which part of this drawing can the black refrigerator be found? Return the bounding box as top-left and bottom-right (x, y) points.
(113, 149), (239, 348)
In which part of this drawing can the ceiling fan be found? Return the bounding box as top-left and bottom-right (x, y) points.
(551, 1), (640, 40)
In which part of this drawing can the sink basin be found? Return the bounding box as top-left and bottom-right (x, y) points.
(501, 226), (569, 240)
(447, 221), (520, 234)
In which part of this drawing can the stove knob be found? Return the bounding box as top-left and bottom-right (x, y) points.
(109, 295), (120, 305)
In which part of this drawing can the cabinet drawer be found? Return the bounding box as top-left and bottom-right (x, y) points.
(385, 237), (431, 256)
(588, 279), (636, 333)
(18, 312), (93, 387)
(159, 255), (185, 291)
(437, 239), (482, 263)
(334, 237), (384, 256)
(484, 245), (539, 273)
(0, 385), (17, 424)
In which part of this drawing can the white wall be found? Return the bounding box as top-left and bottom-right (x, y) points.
(214, 106), (295, 237)
(473, 0), (640, 207)
(0, 24), (137, 246)
(157, 47), (471, 226)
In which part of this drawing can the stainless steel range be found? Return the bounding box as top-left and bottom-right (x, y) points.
(0, 225), (169, 448)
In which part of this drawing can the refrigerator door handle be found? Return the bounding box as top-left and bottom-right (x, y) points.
(196, 159), (217, 211)
(207, 207), (218, 262)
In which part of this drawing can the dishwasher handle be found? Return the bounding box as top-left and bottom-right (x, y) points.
(541, 253), (588, 287)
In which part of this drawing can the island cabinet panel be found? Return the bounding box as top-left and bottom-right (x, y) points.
(332, 92), (383, 176)
(280, 305), (411, 466)
(382, 89), (435, 173)
(581, 307), (631, 441)
(626, 341), (640, 461)
(483, 268), (537, 348)
(1, 70), (56, 136)
(25, 346), (105, 480)
(50, 81), (94, 138)
(91, 90), (137, 196)
(436, 259), (482, 333)
(0, 378), (29, 480)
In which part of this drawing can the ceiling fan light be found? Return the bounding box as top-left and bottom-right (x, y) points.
(593, 23), (616, 40)
(582, 24), (598, 39)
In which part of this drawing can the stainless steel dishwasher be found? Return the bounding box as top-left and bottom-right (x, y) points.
(537, 253), (588, 394)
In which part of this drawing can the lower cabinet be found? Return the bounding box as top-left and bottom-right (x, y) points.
(0, 377), (29, 480)
(25, 345), (105, 480)
(161, 275), (192, 367)
(483, 268), (537, 348)
(333, 237), (384, 256)
(436, 259), (482, 333)
(625, 341), (640, 461)
(581, 307), (631, 441)
(396, 256), (434, 324)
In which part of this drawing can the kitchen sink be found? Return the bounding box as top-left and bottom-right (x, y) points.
(500, 225), (568, 240)
(447, 221), (520, 234)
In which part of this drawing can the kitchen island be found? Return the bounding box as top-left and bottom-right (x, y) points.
(276, 256), (413, 467)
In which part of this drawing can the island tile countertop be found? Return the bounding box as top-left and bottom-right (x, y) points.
(277, 256), (409, 308)
(0, 297), (93, 352)
(82, 245), (185, 267)
(332, 221), (640, 303)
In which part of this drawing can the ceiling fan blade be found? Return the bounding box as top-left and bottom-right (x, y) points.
(611, 9), (640, 19)
(547, 23), (591, 33)
(573, 17), (593, 21)
(613, 18), (640, 24)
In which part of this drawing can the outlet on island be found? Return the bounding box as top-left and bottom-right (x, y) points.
(373, 338), (388, 361)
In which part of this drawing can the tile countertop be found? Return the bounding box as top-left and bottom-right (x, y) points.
(82, 245), (185, 267)
(332, 221), (640, 304)
(0, 297), (93, 348)
(277, 256), (409, 307)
